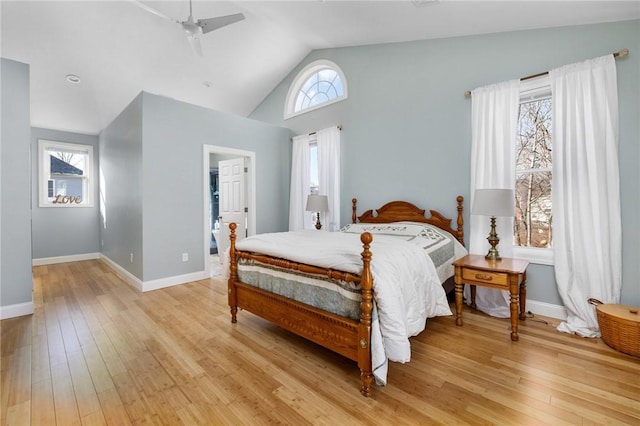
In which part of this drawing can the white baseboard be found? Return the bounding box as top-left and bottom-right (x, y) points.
(0, 301), (34, 320)
(99, 254), (143, 291)
(30, 254), (565, 318)
(142, 270), (209, 292)
(33, 252), (100, 266)
(527, 299), (567, 320)
(99, 254), (208, 292)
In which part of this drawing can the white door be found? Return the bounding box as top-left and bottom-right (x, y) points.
(218, 158), (246, 253)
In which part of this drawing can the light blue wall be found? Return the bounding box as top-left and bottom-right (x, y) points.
(140, 92), (291, 281)
(99, 94), (144, 279)
(31, 128), (100, 259)
(1, 58), (33, 309)
(99, 92), (291, 282)
(250, 20), (640, 307)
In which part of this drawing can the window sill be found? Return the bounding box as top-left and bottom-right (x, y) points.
(513, 246), (553, 266)
(39, 203), (94, 208)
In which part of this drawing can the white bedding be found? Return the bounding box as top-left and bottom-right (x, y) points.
(228, 222), (466, 385)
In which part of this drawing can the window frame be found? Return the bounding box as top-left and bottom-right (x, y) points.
(284, 59), (348, 120)
(512, 76), (553, 265)
(38, 139), (94, 208)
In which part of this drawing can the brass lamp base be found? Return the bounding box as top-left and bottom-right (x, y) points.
(485, 216), (502, 261)
(315, 212), (322, 230)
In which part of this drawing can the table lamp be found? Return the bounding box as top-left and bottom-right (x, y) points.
(306, 194), (329, 230)
(472, 188), (514, 261)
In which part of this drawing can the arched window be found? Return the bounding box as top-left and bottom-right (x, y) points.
(285, 60), (347, 119)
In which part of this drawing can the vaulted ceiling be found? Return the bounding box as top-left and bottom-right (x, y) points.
(2, 1), (639, 135)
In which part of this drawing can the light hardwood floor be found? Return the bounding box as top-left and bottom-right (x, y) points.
(1, 260), (639, 425)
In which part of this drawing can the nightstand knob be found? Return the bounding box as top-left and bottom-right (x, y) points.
(475, 273), (493, 281)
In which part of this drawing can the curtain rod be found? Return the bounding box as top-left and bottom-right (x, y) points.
(463, 48), (629, 98)
(308, 124), (342, 136)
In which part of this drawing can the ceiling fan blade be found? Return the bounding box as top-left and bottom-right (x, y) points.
(187, 34), (203, 57)
(197, 13), (245, 34)
(129, 0), (179, 24)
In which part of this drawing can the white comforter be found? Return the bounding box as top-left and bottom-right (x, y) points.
(231, 227), (454, 385)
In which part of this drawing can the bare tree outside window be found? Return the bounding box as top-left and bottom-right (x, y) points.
(54, 151), (85, 171)
(515, 97), (552, 248)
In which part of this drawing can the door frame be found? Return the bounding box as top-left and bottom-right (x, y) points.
(202, 144), (256, 277)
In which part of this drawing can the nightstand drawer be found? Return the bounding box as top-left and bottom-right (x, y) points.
(461, 269), (508, 286)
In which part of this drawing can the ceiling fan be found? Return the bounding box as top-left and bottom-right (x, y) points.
(131, 0), (245, 56)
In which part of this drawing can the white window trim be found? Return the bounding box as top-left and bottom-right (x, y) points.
(284, 59), (348, 120)
(513, 246), (554, 265)
(520, 75), (551, 101)
(38, 139), (94, 208)
(515, 75), (553, 265)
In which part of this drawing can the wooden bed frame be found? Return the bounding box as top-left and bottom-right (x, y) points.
(227, 196), (464, 396)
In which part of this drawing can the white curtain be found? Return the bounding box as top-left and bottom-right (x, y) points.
(288, 134), (311, 231)
(467, 79), (521, 317)
(550, 55), (621, 337)
(317, 127), (341, 231)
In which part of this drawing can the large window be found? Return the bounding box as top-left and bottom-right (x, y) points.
(513, 79), (552, 263)
(39, 140), (94, 207)
(285, 60), (347, 119)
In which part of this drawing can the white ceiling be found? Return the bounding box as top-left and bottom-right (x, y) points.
(2, 1), (639, 135)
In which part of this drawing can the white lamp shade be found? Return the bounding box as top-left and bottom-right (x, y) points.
(306, 194), (329, 212)
(472, 189), (514, 217)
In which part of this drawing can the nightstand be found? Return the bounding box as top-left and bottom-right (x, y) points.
(453, 254), (529, 341)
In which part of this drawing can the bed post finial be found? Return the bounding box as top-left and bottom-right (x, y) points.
(456, 195), (464, 246)
(228, 222), (238, 323)
(352, 198), (358, 223)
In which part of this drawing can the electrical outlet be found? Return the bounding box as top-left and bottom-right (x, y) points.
(130, 253), (133, 263)
(182, 253), (189, 262)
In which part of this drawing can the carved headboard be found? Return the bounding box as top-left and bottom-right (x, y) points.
(351, 197), (464, 246)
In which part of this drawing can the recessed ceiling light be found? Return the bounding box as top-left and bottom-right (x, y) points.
(66, 74), (81, 84)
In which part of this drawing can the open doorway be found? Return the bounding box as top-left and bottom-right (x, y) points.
(203, 145), (256, 278)
(209, 168), (219, 255)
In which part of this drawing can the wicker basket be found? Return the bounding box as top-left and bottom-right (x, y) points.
(589, 298), (640, 357)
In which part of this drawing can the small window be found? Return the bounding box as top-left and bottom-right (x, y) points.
(513, 78), (553, 265)
(39, 140), (94, 207)
(285, 60), (347, 119)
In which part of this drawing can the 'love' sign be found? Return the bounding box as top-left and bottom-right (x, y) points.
(53, 195), (82, 204)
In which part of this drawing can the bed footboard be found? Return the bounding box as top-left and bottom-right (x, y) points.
(227, 223), (375, 397)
